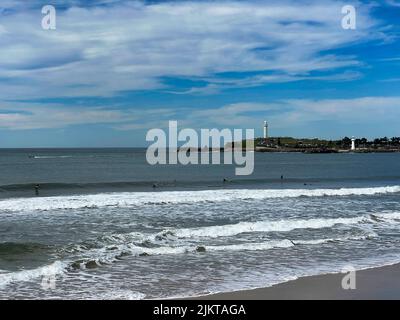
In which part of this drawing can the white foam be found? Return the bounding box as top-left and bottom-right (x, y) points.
(69, 233), (378, 267)
(92, 290), (146, 300)
(0, 261), (67, 288)
(171, 216), (369, 239)
(33, 156), (73, 159)
(206, 234), (376, 252)
(1, 185), (399, 212)
(0, 232), (377, 288)
(373, 211), (400, 220)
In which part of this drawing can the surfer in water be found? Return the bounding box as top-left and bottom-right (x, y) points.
(34, 184), (40, 196)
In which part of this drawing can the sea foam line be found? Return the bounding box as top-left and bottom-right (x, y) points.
(0, 261), (67, 288)
(0, 211), (394, 289)
(0, 234), (375, 289)
(171, 216), (368, 239)
(0, 185), (399, 212)
(166, 211), (400, 239)
(0, 211), (392, 288)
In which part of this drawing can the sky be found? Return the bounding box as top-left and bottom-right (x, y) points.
(0, 0), (399, 147)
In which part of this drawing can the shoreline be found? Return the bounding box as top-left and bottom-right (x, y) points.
(254, 148), (400, 153)
(191, 263), (400, 300)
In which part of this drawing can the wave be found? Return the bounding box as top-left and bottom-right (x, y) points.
(0, 261), (67, 288)
(170, 216), (368, 239)
(59, 228), (379, 270)
(1, 186), (399, 212)
(370, 211), (400, 221)
(0, 231), (378, 289)
(0, 181), (159, 192)
(0, 236), (367, 287)
(161, 211), (400, 239)
(0, 210), (395, 288)
(91, 290), (146, 300)
(32, 156), (73, 159)
(0, 242), (50, 255)
(206, 234), (376, 251)
(2, 177), (400, 193)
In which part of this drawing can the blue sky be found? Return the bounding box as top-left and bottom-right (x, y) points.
(0, 0), (399, 147)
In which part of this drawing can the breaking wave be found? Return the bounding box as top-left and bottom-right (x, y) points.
(1, 185), (399, 212)
(0, 242), (50, 255)
(1, 210), (398, 289)
(0, 233), (376, 288)
(32, 156), (73, 159)
(0, 261), (67, 288)
(171, 216), (368, 239)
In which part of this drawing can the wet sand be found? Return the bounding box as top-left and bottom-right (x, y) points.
(194, 263), (400, 300)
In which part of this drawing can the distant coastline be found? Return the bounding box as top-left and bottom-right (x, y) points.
(225, 136), (400, 153)
(174, 135), (400, 154)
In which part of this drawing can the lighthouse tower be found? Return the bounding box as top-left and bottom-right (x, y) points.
(263, 121), (268, 140)
(351, 137), (356, 151)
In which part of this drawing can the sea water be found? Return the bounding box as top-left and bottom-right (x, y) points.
(0, 149), (400, 299)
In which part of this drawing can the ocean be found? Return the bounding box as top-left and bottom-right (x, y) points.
(1, 148), (400, 299)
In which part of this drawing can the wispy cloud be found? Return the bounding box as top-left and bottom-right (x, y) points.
(0, 0), (383, 99)
(173, 70), (363, 95)
(0, 102), (137, 130)
(386, 0), (400, 7)
(3, 97), (400, 138)
(379, 78), (400, 82)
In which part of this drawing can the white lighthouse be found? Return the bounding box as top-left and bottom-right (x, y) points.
(263, 121), (268, 139)
(351, 137), (356, 151)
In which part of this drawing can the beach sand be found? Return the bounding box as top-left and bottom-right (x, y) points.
(193, 263), (400, 300)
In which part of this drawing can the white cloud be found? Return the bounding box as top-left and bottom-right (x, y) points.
(2, 96), (399, 135)
(0, 0), (384, 99)
(279, 97), (400, 124)
(386, 0), (400, 7)
(0, 102), (138, 130)
(198, 97), (400, 136)
(174, 70), (362, 95)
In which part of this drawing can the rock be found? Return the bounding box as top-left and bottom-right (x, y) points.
(70, 260), (84, 270)
(139, 252), (150, 257)
(85, 260), (98, 269)
(115, 251), (130, 260)
(141, 240), (152, 247)
(107, 246), (118, 251)
(155, 230), (175, 241)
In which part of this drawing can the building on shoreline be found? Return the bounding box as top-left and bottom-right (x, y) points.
(254, 122), (400, 153)
(263, 121), (268, 140)
(351, 137), (356, 151)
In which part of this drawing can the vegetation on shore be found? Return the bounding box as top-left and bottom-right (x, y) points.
(231, 136), (400, 153)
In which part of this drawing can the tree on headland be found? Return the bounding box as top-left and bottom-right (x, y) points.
(391, 137), (400, 146)
(253, 136), (400, 150)
(341, 137), (352, 147)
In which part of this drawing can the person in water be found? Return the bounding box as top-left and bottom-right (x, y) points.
(34, 184), (40, 196)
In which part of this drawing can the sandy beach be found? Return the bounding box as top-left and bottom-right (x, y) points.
(194, 263), (400, 300)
